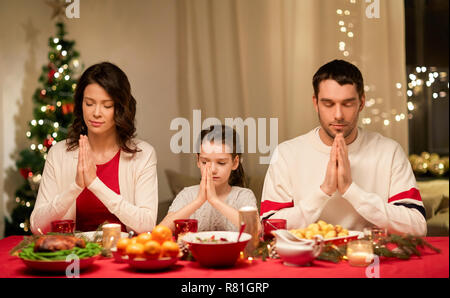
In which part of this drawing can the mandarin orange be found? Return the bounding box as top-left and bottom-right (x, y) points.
(143, 240), (161, 259)
(160, 241), (180, 258)
(125, 242), (145, 259)
(136, 232), (152, 244)
(151, 225), (173, 244)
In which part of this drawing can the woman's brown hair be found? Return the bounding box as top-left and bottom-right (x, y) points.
(66, 62), (140, 154)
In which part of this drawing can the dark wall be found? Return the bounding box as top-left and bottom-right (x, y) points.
(405, 0), (449, 155)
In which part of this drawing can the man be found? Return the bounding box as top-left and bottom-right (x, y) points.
(260, 59), (426, 236)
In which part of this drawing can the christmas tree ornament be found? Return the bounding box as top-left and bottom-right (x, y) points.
(27, 174), (42, 192)
(420, 151), (431, 161)
(19, 168), (32, 180)
(62, 102), (74, 115)
(429, 153), (440, 162)
(412, 157), (428, 175)
(442, 157), (449, 170)
(408, 154), (419, 165)
(45, 0), (70, 20)
(429, 160), (447, 177)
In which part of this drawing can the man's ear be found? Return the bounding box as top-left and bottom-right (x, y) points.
(359, 94), (365, 112)
(312, 95), (319, 113)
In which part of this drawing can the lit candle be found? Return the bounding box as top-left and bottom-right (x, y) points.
(347, 240), (374, 267)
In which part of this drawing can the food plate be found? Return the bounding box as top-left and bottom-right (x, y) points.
(21, 255), (100, 273)
(127, 257), (178, 271)
(75, 231), (129, 243)
(286, 230), (363, 245)
(322, 230), (364, 245)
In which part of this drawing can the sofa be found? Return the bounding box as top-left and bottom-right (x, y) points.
(159, 170), (449, 236)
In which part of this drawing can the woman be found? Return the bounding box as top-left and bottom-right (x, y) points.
(160, 125), (258, 232)
(30, 62), (158, 234)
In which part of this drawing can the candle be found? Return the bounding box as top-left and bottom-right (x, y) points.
(347, 252), (374, 267)
(102, 223), (121, 250)
(239, 206), (260, 258)
(347, 240), (374, 267)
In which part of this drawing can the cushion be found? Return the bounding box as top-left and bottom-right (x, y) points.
(416, 180), (449, 219)
(165, 169), (199, 197)
(426, 211), (449, 236)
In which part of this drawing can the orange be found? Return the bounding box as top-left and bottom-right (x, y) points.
(125, 242), (145, 259)
(160, 241), (180, 258)
(116, 238), (131, 254)
(151, 225), (173, 244)
(136, 232), (152, 244)
(143, 240), (161, 259)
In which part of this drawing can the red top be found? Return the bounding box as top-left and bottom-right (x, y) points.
(76, 150), (126, 232)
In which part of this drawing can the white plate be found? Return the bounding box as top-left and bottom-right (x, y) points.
(289, 230), (364, 244)
(75, 231), (129, 242)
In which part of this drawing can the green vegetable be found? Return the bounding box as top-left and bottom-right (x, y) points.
(18, 242), (101, 261)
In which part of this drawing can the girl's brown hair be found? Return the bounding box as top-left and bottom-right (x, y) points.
(66, 62), (140, 154)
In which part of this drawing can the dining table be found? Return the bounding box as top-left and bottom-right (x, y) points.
(0, 235), (448, 279)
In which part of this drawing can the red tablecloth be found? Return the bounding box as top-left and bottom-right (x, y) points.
(0, 236), (448, 278)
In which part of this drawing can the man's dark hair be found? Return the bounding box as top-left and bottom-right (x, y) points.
(312, 59), (365, 100)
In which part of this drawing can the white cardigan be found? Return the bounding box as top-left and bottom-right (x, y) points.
(30, 139), (158, 234)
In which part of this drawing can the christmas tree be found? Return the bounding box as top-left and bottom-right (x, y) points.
(4, 22), (82, 236)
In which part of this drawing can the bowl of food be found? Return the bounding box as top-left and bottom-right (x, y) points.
(182, 231), (251, 268)
(114, 227), (181, 270)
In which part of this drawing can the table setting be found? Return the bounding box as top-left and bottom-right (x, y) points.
(0, 213), (448, 278)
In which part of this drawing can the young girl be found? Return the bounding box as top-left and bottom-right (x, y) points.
(30, 62), (158, 234)
(161, 125), (258, 232)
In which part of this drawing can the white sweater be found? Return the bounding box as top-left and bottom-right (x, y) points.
(260, 127), (427, 236)
(30, 139), (158, 234)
